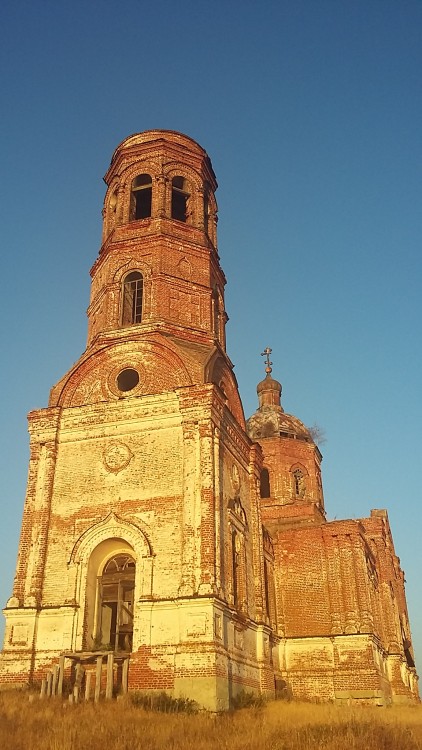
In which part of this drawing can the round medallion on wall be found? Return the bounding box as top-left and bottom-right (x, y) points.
(103, 441), (133, 474)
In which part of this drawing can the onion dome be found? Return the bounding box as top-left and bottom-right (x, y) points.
(246, 348), (312, 442)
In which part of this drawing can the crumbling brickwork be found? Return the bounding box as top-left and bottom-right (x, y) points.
(0, 131), (418, 707)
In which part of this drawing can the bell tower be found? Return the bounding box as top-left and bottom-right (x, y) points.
(1, 131), (269, 710)
(89, 131), (222, 348)
(48, 131), (244, 423)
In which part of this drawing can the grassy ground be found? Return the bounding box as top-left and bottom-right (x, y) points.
(0, 691), (421, 750)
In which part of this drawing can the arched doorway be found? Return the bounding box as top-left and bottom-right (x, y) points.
(97, 553), (135, 651)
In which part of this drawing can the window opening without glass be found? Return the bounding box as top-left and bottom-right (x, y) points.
(116, 368), (140, 392)
(130, 174), (152, 220)
(122, 271), (143, 325)
(171, 176), (190, 222)
(293, 468), (306, 497)
(260, 468), (270, 498)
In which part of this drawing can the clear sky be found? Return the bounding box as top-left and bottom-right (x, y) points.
(1, 0), (421, 670)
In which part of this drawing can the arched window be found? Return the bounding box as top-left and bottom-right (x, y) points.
(232, 529), (240, 607)
(97, 554), (135, 652)
(293, 468), (306, 498)
(260, 468), (270, 498)
(171, 176), (191, 222)
(130, 174), (152, 221)
(218, 379), (228, 404)
(204, 191), (210, 234)
(122, 271), (143, 325)
(212, 289), (219, 339)
(228, 498), (247, 613)
(263, 528), (277, 627)
(109, 190), (118, 215)
(263, 560), (271, 617)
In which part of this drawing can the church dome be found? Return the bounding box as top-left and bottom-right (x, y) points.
(246, 351), (312, 442)
(246, 403), (312, 441)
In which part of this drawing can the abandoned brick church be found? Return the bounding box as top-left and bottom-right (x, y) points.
(0, 131), (418, 708)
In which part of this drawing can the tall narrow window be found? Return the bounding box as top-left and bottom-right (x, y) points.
(263, 559), (270, 618)
(109, 190), (118, 215)
(204, 191), (211, 235)
(260, 468), (270, 498)
(232, 529), (240, 606)
(212, 289), (219, 338)
(228, 498), (248, 614)
(122, 271), (143, 325)
(263, 558), (277, 626)
(171, 176), (191, 222)
(263, 528), (277, 627)
(293, 468), (306, 497)
(130, 174), (152, 220)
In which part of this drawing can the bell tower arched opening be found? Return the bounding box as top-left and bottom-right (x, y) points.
(171, 176), (191, 222)
(130, 173), (152, 220)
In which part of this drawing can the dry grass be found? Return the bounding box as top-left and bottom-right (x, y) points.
(0, 691), (421, 750)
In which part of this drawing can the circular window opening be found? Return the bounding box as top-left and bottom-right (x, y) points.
(117, 368), (139, 392)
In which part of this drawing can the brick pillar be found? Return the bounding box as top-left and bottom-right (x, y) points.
(12, 443), (42, 605)
(27, 440), (58, 605)
(195, 186), (205, 230)
(326, 534), (344, 634)
(212, 426), (224, 597)
(179, 418), (200, 596)
(339, 534), (359, 634)
(156, 174), (167, 218)
(248, 443), (265, 621)
(352, 541), (374, 632)
(198, 420), (216, 594)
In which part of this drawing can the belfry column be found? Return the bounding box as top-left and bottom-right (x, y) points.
(155, 173), (167, 218)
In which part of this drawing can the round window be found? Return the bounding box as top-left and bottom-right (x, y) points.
(117, 368), (140, 392)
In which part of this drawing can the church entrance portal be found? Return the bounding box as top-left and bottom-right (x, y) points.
(97, 554), (135, 651)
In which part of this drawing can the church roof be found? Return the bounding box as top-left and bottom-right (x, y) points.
(246, 352), (312, 442)
(246, 399), (312, 441)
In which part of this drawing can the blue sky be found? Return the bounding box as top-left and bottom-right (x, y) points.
(1, 0), (421, 668)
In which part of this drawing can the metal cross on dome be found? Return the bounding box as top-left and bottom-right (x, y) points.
(261, 347), (273, 375)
